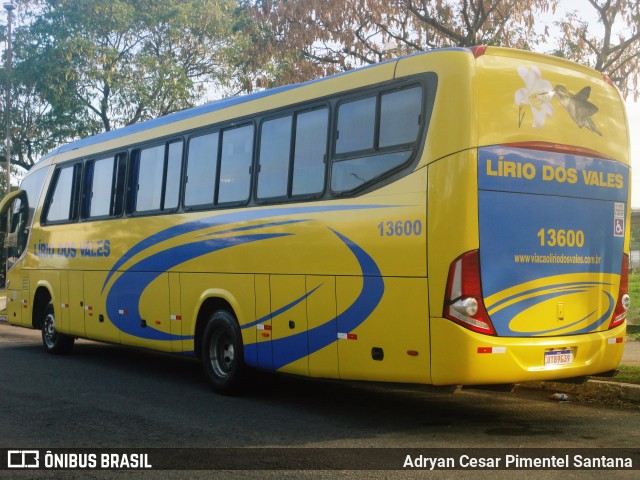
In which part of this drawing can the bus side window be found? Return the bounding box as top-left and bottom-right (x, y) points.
(85, 156), (115, 218)
(131, 142), (183, 214)
(135, 145), (165, 212)
(335, 97), (376, 154)
(111, 153), (128, 216)
(185, 132), (219, 209)
(331, 85), (423, 194)
(257, 107), (328, 202)
(292, 108), (328, 196)
(379, 87), (422, 147)
(164, 141), (183, 210)
(82, 153), (127, 220)
(257, 115), (292, 200)
(217, 124), (254, 205)
(45, 164), (82, 223)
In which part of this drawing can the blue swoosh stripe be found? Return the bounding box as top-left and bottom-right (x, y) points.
(106, 233), (287, 341)
(102, 204), (396, 291)
(488, 281), (612, 313)
(200, 219), (308, 238)
(241, 284), (323, 331)
(244, 229), (385, 370)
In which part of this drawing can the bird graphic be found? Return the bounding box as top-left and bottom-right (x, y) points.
(552, 85), (602, 136)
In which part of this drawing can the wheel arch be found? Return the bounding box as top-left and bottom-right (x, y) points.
(32, 284), (54, 329)
(193, 291), (241, 360)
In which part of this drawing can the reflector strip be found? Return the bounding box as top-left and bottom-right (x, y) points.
(337, 333), (358, 340)
(608, 337), (624, 344)
(257, 324), (272, 331)
(118, 309), (128, 315)
(84, 306), (92, 311)
(170, 315), (182, 321)
(60, 303), (69, 309)
(477, 346), (506, 354)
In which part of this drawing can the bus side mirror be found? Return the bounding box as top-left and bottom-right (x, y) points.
(0, 190), (24, 234)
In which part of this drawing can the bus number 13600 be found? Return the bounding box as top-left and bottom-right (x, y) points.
(378, 220), (423, 237)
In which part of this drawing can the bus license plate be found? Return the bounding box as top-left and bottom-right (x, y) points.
(544, 349), (573, 366)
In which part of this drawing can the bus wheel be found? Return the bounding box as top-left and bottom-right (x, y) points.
(41, 303), (74, 355)
(201, 310), (248, 395)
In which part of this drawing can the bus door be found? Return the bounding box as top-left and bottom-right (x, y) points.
(1, 190), (30, 326)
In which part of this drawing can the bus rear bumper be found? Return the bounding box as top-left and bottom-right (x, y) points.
(430, 317), (626, 386)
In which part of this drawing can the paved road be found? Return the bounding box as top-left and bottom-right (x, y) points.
(0, 323), (639, 479)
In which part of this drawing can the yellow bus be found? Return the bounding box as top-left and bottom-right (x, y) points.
(0, 46), (630, 394)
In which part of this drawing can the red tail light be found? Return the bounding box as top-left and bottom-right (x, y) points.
(443, 251), (496, 335)
(610, 254), (630, 329)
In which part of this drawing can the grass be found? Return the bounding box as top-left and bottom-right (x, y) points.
(628, 272), (640, 323)
(593, 365), (640, 385)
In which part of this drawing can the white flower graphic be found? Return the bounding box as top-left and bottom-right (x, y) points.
(515, 66), (554, 129)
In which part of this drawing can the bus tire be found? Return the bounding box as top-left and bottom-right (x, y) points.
(41, 302), (74, 355)
(201, 310), (249, 395)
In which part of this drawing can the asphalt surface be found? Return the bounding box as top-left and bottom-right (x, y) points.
(0, 293), (639, 405)
(0, 318), (639, 479)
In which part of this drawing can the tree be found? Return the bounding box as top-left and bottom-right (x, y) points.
(240, 0), (640, 100)
(1, 0), (240, 171)
(238, 0), (556, 89)
(553, 0), (640, 100)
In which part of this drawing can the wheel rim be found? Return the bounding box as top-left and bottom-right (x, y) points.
(209, 329), (235, 378)
(43, 312), (58, 348)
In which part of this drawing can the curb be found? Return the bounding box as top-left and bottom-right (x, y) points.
(520, 379), (640, 405)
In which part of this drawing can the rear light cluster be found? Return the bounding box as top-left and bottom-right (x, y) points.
(610, 254), (630, 329)
(443, 251), (496, 335)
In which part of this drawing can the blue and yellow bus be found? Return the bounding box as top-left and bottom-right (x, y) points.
(0, 46), (630, 393)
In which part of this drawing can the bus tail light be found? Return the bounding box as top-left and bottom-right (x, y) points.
(443, 251), (496, 335)
(610, 254), (630, 329)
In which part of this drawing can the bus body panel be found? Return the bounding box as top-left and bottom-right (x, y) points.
(430, 317), (625, 385)
(5, 288), (22, 325)
(306, 275), (339, 379)
(475, 48), (629, 165)
(427, 150), (480, 317)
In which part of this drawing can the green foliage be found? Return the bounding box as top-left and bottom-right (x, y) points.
(628, 271), (640, 322)
(1, 0), (240, 170)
